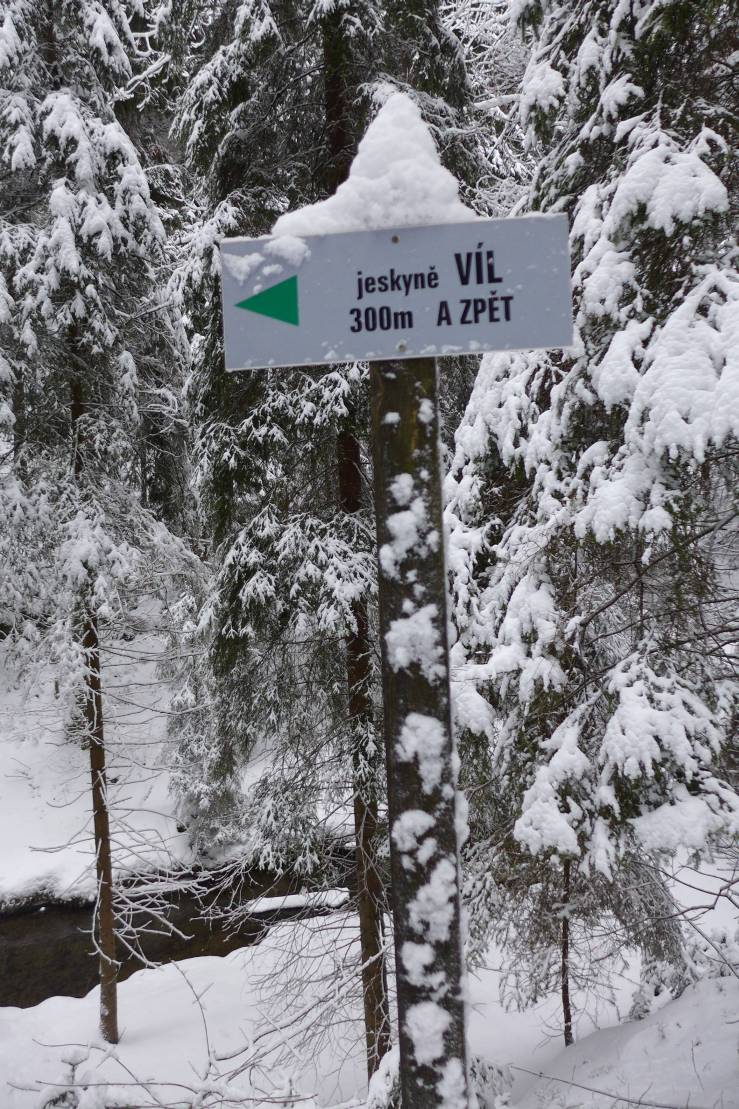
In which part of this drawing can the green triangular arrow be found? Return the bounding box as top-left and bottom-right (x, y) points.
(235, 275), (299, 327)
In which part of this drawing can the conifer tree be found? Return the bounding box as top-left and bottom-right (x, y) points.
(441, 0), (532, 214)
(446, 0), (739, 1041)
(0, 0), (187, 1041)
(170, 0), (486, 1079)
(170, 2), (392, 1078)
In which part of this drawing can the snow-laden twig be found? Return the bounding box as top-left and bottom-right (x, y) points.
(31, 1038), (320, 1107)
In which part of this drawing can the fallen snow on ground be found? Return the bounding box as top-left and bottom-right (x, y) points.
(513, 976), (738, 1109)
(0, 602), (189, 906)
(1, 600), (736, 1107)
(0, 914), (367, 1108)
(2, 907), (736, 1108)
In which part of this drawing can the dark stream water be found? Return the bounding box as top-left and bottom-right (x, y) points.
(0, 875), (332, 1008)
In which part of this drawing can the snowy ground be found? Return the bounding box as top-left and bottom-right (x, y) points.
(513, 976), (737, 1108)
(1, 606), (736, 1107)
(1, 914), (367, 1108)
(0, 603), (189, 907)
(0, 911), (736, 1108)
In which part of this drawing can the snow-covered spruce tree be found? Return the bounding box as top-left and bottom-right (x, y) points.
(446, 0), (739, 1042)
(169, 0), (485, 1080)
(0, 0), (187, 1042)
(440, 0), (532, 216)
(169, 0), (378, 825)
(431, 0), (534, 451)
(169, 1), (395, 1077)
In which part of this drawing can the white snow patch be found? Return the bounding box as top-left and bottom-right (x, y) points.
(437, 1057), (467, 1109)
(379, 497), (428, 579)
(418, 398), (435, 424)
(631, 789), (739, 854)
(219, 249), (264, 282)
(272, 92), (478, 237)
(513, 720), (590, 858)
(609, 141), (728, 237)
(396, 712), (447, 793)
(386, 604), (446, 683)
(366, 1044), (400, 1109)
(392, 809), (435, 854)
(513, 977), (738, 1109)
(401, 940), (435, 987)
(244, 889), (349, 915)
(408, 857), (457, 942)
(264, 234), (310, 266)
(405, 1000), (450, 1065)
(520, 60), (565, 125)
(390, 472), (414, 506)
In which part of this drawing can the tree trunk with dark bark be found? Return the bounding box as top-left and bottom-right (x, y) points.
(71, 370), (119, 1044)
(83, 610), (120, 1044)
(337, 429), (392, 1076)
(370, 356), (469, 1108)
(12, 377), (25, 466)
(561, 858), (573, 1047)
(322, 10), (391, 1079)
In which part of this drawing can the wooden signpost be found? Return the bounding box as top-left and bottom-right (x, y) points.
(220, 215), (572, 1107)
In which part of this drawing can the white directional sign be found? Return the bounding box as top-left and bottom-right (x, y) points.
(219, 214), (572, 371)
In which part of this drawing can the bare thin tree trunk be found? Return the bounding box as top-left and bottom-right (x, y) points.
(323, 11), (391, 1078)
(12, 377), (25, 465)
(338, 430), (392, 1076)
(71, 371), (119, 1043)
(561, 858), (573, 1047)
(83, 610), (119, 1044)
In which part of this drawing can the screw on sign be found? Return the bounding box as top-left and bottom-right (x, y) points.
(219, 93), (572, 1108)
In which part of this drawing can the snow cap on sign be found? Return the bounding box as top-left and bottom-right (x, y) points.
(272, 91), (478, 237)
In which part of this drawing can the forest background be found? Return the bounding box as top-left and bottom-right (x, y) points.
(0, 0), (737, 1106)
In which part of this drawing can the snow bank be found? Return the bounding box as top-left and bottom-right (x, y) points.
(0, 607), (189, 905)
(273, 92), (478, 237)
(3, 929), (736, 1108)
(244, 888), (349, 915)
(513, 977), (738, 1109)
(0, 914), (366, 1108)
